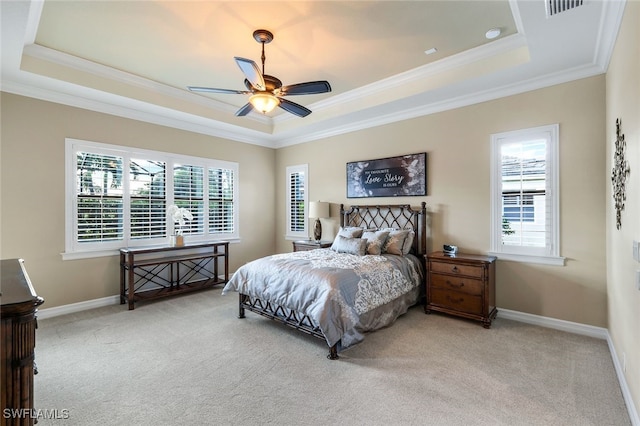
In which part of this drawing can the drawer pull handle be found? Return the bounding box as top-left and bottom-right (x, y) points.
(451, 266), (459, 273)
(446, 280), (464, 288)
(446, 295), (464, 304)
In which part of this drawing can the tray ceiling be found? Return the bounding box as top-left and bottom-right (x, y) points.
(0, 0), (625, 147)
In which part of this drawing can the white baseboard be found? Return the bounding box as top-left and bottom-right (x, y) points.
(607, 334), (640, 426)
(498, 307), (638, 425)
(497, 308), (609, 339)
(37, 295), (120, 320)
(36, 299), (638, 425)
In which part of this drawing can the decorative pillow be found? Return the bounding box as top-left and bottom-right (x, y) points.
(337, 226), (364, 238)
(330, 236), (367, 256)
(401, 230), (415, 255)
(383, 229), (411, 255)
(331, 227), (364, 251)
(361, 230), (390, 255)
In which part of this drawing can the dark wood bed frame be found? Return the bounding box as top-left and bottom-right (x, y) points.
(237, 202), (427, 359)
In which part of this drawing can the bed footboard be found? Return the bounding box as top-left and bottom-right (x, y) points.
(238, 293), (339, 359)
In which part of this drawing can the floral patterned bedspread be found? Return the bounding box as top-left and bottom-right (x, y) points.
(222, 248), (422, 349)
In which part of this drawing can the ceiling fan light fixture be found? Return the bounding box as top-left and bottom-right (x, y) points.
(249, 92), (280, 114)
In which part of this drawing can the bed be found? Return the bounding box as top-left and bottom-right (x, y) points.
(221, 203), (427, 359)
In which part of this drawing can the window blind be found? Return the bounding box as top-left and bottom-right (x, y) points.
(500, 140), (547, 248)
(76, 152), (124, 243)
(208, 167), (234, 234)
(289, 170), (305, 232)
(129, 158), (166, 240)
(175, 163), (204, 235)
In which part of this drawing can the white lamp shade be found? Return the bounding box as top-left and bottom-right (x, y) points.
(308, 201), (329, 219)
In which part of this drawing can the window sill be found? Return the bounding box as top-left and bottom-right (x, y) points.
(487, 252), (565, 266)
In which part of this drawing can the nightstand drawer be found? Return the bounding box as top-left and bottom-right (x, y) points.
(430, 273), (483, 296)
(430, 288), (482, 315)
(430, 261), (484, 278)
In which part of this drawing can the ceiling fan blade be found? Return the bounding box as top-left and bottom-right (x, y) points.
(278, 98), (312, 117)
(188, 86), (251, 95)
(234, 57), (265, 91)
(280, 81), (332, 96)
(235, 103), (254, 117)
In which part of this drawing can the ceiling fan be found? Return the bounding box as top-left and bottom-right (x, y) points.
(188, 29), (331, 118)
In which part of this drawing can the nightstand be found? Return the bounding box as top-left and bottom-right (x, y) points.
(425, 251), (497, 328)
(293, 240), (332, 252)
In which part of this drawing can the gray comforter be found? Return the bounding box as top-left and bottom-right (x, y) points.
(222, 248), (422, 349)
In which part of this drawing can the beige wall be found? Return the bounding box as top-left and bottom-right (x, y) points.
(0, 93), (276, 308)
(276, 75), (608, 328)
(606, 0), (640, 414)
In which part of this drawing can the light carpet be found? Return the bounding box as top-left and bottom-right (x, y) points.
(33, 288), (630, 425)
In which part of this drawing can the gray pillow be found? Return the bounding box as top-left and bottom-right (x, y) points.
(330, 235), (367, 256)
(361, 230), (390, 255)
(331, 227), (364, 251)
(383, 229), (412, 255)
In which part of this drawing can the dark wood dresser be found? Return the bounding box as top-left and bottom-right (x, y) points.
(1, 258), (44, 426)
(425, 251), (497, 328)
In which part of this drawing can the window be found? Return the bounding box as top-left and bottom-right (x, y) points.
(286, 164), (308, 240)
(65, 139), (239, 259)
(489, 124), (564, 266)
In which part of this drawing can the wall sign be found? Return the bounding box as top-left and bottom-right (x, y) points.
(346, 153), (426, 198)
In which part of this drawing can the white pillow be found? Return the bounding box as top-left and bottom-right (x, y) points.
(330, 236), (367, 256)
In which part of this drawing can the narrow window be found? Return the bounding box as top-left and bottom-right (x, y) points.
(286, 164), (308, 240)
(490, 124), (564, 265)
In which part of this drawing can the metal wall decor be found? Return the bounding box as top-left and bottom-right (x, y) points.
(346, 153), (426, 198)
(611, 118), (630, 230)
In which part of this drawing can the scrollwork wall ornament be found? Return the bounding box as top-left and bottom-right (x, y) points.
(611, 118), (630, 230)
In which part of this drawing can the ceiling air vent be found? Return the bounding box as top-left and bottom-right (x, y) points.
(546, 0), (584, 17)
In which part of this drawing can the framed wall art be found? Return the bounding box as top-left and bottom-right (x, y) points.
(346, 152), (426, 198)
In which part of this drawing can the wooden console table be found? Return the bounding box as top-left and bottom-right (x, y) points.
(120, 242), (229, 310)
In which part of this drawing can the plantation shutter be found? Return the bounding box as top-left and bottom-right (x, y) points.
(174, 164), (204, 235)
(76, 151), (124, 243)
(129, 158), (166, 240)
(290, 171), (305, 232)
(286, 164), (307, 238)
(208, 167), (235, 234)
(500, 139), (547, 248)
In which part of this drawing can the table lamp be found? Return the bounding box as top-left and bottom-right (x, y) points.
(308, 201), (329, 242)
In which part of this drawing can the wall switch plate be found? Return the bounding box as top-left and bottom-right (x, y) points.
(634, 241), (640, 262)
